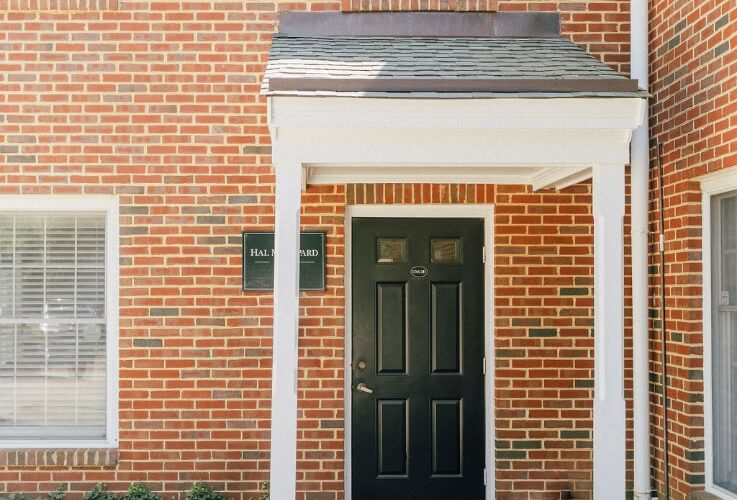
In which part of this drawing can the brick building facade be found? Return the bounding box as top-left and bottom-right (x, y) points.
(0, 0), (733, 499)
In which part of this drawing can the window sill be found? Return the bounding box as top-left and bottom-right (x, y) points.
(0, 448), (118, 467)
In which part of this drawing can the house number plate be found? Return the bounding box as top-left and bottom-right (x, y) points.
(410, 266), (429, 278)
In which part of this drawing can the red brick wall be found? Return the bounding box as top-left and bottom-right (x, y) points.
(0, 1), (631, 499)
(649, 0), (737, 498)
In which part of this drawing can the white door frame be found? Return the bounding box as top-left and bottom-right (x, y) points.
(343, 204), (496, 500)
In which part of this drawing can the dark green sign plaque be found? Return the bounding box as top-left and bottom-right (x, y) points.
(242, 232), (326, 291)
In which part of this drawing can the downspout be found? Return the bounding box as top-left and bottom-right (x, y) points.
(631, 0), (652, 498)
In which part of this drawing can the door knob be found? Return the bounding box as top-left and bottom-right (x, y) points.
(356, 383), (374, 394)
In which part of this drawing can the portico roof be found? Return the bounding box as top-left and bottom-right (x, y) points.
(262, 12), (645, 98)
(263, 36), (643, 97)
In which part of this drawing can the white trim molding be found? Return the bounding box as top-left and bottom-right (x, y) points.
(700, 167), (737, 499)
(592, 164), (627, 499)
(0, 195), (119, 450)
(344, 204), (496, 500)
(269, 96), (646, 191)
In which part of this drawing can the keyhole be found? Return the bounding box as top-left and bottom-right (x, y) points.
(357, 360), (367, 370)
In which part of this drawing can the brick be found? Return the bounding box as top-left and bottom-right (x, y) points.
(133, 338), (163, 348)
(228, 195), (258, 204)
(196, 216), (226, 224)
(714, 41), (730, 57)
(7, 135), (36, 143)
(529, 328), (557, 338)
(715, 14), (729, 30)
(150, 308), (179, 317)
(242, 145), (272, 155)
(7, 155), (36, 163)
(320, 420), (343, 429)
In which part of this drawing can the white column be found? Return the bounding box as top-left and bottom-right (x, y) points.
(592, 163), (626, 500)
(269, 160), (302, 500)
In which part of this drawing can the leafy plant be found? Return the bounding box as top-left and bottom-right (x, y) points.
(254, 482), (269, 500)
(47, 485), (66, 500)
(0, 494), (33, 500)
(121, 483), (161, 500)
(83, 483), (117, 500)
(186, 483), (225, 500)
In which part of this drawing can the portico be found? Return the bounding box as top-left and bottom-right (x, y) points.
(263, 12), (647, 500)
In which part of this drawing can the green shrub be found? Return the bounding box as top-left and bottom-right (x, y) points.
(0, 494), (34, 500)
(186, 482), (225, 500)
(48, 485), (66, 500)
(83, 483), (117, 500)
(121, 483), (161, 500)
(249, 482), (268, 500)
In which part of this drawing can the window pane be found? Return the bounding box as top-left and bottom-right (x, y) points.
(377, 238), (407, 263)
(0, 212), (107, 441)
(431, 239), (461, 263)
(713, 193), (737, 493)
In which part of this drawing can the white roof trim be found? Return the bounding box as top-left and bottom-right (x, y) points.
(268, 96), (646, 189)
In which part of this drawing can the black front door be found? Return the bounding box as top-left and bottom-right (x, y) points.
(352, 217), (485, 500)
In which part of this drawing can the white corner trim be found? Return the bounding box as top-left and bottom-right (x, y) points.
(344, 204), (495, 500)
(0, 195), (119, 450)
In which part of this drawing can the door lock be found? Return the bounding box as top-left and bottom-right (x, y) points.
(356, 383), (374, 394)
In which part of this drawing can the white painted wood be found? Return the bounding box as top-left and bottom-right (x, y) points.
(630, 0), (652, 497)
(592, 164), (626, 499)
(703, 188), (715, 494)
(699, 167), (737, 499)
(270, 96), (646, 131)
(269, 160), (302, 500)
(0, 195), (119, 450)
(307, 165), (539, 186)
(343, 205), (496, 500)
(554, 167), (594, 190)
(281, 128), (633, 172)
(530, 166), (592, 191)
(699, 167), (737, 194)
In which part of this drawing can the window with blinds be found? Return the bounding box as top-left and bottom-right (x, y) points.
(0, 213), (107, 440)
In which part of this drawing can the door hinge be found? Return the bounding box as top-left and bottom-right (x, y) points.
(482, 357), (486, 375)
(482, 246), (486, 263)
(483, 468), (487, 486)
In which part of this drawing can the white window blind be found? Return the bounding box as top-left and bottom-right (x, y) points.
(712, 192), (737, 494)
(0, 213), (107, 440)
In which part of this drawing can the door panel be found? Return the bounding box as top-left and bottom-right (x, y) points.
(352, 217), (485, 500)
(376, 283), (407, 374)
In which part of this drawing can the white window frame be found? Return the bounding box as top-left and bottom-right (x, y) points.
(0, 196), (119, 449)
(701, 168), (737, 499)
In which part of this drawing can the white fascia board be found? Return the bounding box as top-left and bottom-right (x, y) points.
(269, 96), (646, 131)
(275, 127), (633, 169)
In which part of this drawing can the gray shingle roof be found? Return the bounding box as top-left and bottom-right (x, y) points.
(262, 36), (645, 98)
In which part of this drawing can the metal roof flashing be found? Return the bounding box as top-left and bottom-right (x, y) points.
(277, 12), (561, 38)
